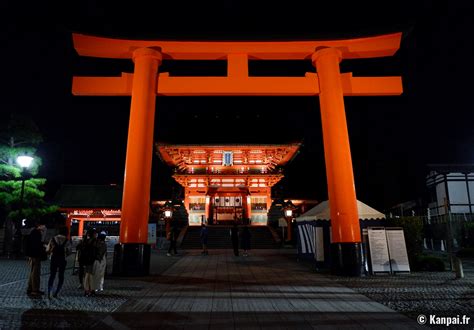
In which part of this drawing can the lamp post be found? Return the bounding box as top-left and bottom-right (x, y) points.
(17, 156), (34, 217)
(163, 200), (174, 237)
(283, 200), (296, 242)
(14, 155), (34, 256)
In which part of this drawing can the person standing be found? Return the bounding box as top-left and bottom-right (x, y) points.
(93, 231), (107, 292)
(167, 224), (179, 256)
(200, 223), (209, 255)
(230, 222), (239, 256)
(241, 226), (251, 257)
(46, 226), (71, 299)
(25, 221), (47, 296)
(80, 229), (98, 297)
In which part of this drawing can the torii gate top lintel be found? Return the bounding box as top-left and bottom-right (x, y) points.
(72, 32), (403, 97)
(72, 32), (402, 60)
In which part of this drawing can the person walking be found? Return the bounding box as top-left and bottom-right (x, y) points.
(200, 223), (209, 255)
(167, 224), (179, 256)
(80, 229), (98, 297)
(25, 221), (47, 296)
(46, 226), (71, 299)
(241, 226), (251, 257)
(75, 235), (85, 289)
(93, 231), (107, 292)
(230, 222), (239, 256)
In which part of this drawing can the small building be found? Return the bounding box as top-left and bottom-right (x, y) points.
(156, 143), (301, 226)
(426, 164), (474, 215)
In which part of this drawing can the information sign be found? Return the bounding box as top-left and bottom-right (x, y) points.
(367, 227), (391, 273)
(386, 228), (410, 272)
(148, 223), (157, 245)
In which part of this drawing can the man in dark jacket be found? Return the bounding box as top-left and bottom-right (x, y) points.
(200, 223), (209, 255)
(230, 222), (239, 256)
(167, 224), (179, 256)
(241, 226), (251, 257)
(25, 221), (46, 296)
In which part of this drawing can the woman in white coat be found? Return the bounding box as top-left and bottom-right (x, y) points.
(93, 231), (107, 292)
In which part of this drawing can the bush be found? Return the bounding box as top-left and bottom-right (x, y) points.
(414, 255), (446, 271)
(386, 216), (424, 266)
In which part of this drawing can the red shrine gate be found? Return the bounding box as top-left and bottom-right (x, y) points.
(72, 33), (403, 275)
(157, 143), (301, 226)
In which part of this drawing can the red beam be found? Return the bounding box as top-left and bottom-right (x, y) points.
(73, 33), (402, 60)
(72, 73), (402, 96)
(72, 73), (134, 96)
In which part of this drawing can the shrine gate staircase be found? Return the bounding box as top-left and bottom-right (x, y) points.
(180, 225), (280, 249)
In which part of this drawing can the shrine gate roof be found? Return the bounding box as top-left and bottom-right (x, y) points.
(156, 143), (301, 170)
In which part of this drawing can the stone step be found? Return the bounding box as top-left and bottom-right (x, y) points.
(181, 226), (279, 249)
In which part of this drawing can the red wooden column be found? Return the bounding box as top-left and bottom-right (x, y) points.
(312, 47), (362, 275)
(120, 47), (162, 243)
(78, 219), (84, 238)
(245, 196), (252, 223)
(205, 195), (211, 223)
(65, 215), (72, 239)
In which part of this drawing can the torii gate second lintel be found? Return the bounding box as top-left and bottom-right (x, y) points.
(72, 33), (403, 276)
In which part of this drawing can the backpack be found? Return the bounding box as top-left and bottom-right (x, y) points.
(50, 238), (67, 259)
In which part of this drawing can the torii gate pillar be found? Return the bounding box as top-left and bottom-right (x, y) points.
(313, 48), (362, 276)
(113, 47), (162, 276)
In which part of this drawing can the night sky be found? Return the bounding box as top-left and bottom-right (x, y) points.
(1, 1), (473, 211)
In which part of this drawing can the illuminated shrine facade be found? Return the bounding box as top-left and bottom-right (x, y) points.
(157, 143), (301, 226)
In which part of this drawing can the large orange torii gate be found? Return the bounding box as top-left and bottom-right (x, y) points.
(72, 33), (403, 276)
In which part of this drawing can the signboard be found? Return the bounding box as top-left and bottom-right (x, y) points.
(367, 227), (391, 273)
(386, 228), (410, 273)
(314, 227), (324, 261)
(148, 223), (157, 245)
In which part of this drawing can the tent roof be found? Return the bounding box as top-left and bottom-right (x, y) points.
(296, 200), (385, 222)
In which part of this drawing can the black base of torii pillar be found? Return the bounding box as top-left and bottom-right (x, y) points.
(112, 243), (151, 276)
(330, 243), (363, 276)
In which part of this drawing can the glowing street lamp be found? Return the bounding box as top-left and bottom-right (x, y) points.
(164, 209), (173, 218)
(17, 155), (34, 169)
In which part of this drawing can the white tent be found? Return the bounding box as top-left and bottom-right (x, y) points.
(296, 200), (385, 222)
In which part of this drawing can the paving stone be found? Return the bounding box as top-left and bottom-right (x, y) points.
(0, 249), (443, 329)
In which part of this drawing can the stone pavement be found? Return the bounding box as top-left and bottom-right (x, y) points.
(331, 257), (474, 322)
(0, 249), (425, 329)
